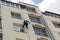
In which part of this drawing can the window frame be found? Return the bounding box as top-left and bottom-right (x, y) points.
(33, 26), (47, 36)
(0, 34), (2, 40)
(26, 7), (36, 13)
(29, 15), (41, 23)
(13, 23), (22, 32)
(11, 12), (21, 19)
(53, 23), (60, 28)
(0, 19), (2, 29)
(15, 4), (21, 9)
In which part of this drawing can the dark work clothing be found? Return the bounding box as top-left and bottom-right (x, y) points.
(24, 20), (29, 25)
(22, 20), (29, 29)
(22, 24), (28, 29)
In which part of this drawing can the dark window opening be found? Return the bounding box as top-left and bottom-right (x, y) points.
(20, 5), (26, 9)
(33, 27), (47, 36)
(11, 12), (21, 19)
(26, 7), (36, 13)
(29, 16), (41, 23)
(13, 23), (21, 32)
(0, 19), (2, 29)
(0, 34), (2, 40)
(53, 23), (60, 28)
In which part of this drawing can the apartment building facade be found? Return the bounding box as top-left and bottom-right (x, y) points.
(0, 0), (60, 40)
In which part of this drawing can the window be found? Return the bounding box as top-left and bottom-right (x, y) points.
(29, 16), (41, 23)
(33, 27), (47, 36)
(13, 23), (22, 32)
(26, 7), (36, 13)
(0, 19), (2, 29)
(20, 5), (36, 13)
(43, 11), (60, 18)
(11, 12), (21, 19)
(1, 1), (6, 5)
(37, 39), (40, 40)
(1, 1), (21, 9)
(11, 3), (15, 8)
(54, 15), (57, 18)
(37, 38), (48, 40)
(0, 34), (2, 40)
(5, 1), (11, 6)
(20, 5), (26, 9)
(16, 38), (23, 40)
(59, 32), (60, 35)
(53, 23), (60, 28)
(40, 38), (48, 40)
(15, 4), (20, 9)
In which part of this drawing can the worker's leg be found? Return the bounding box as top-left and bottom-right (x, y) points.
(21, 24), (24, 32)
(26, 24), (28, 29)
(22, 24), (25, 29)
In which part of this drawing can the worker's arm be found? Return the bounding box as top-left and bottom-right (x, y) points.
(27, 21), (30, 24)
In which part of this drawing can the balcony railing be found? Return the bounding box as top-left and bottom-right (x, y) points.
(0, 1), (36, 13)
(0, 1), (21, 9)
(40, 15), (55, 40)
(42, 11), (60, 18)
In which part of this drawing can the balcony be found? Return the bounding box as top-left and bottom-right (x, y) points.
(0, 1), (37, 13)
(42, 11), (60, 18)
(0, 1), (21, 9)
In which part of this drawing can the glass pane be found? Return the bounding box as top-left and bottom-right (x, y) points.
(26, 7), (36, 13)
(15, 14), (21, 19)
(53, 23), (60, 28)
(29, 16), (40, 23)
(0, 34), (2, 40)
(0, 20), (2, 29)
(15, 4), (20, 9)
(11, 13), (21, 19)
(33, 27), (47, 36)
(11, 3), (15, 7)
(14, 25), (21, 32)
(56, 24), (60, 28)
(20, 5), (26, 9)
(1, 1), (6, 5)
(5, 2), (11, 6)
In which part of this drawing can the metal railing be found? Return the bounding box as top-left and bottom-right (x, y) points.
(0, 1), (21, 9)
(40, 15), (55, 40)
(43, 13), (60, 18)
(0, 1), (37, 13)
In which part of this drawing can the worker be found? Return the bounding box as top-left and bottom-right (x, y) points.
(22, 20), (30, 29)
(20, 20), (30, 32)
